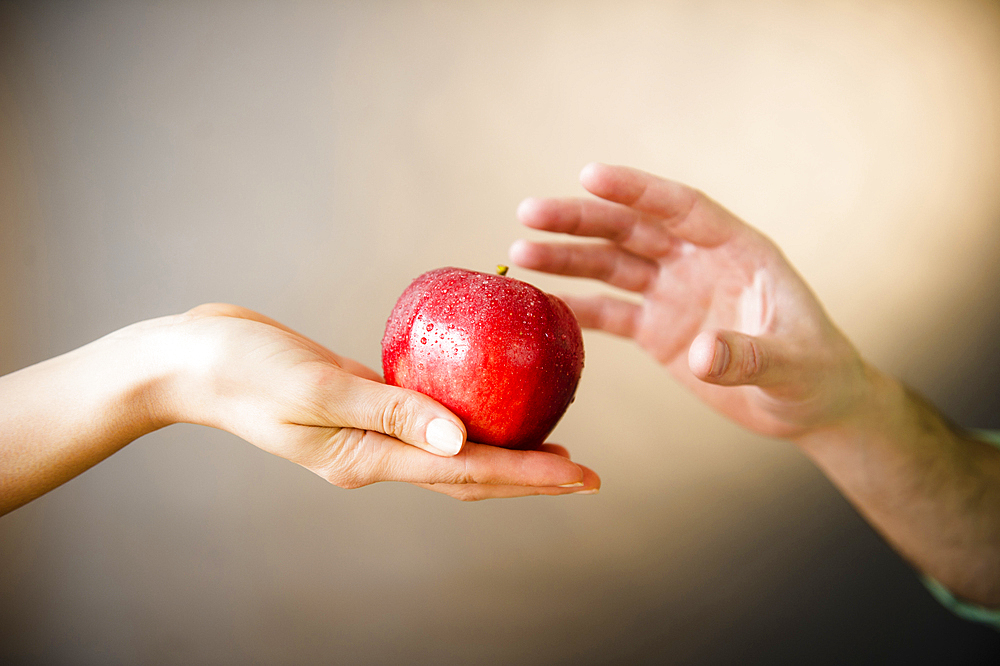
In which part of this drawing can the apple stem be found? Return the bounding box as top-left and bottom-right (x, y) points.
(497, 265), (509, 276)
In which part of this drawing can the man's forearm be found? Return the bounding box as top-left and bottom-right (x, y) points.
(795, 364), (1000, 607)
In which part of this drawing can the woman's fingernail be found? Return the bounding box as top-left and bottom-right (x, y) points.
(425, 419), (464, 456)
(572, 488), (600, 495)
(558, 481), (585, 488)
(710, 338), (729, 377)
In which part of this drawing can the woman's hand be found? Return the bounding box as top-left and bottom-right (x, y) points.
(166, 304), (599, 501)
(510, 163), (871, 439)
(1, 303), (599, 514)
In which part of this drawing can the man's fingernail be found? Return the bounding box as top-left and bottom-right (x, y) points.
(425, 419), (464, 456)
(710, 338), (729, 377)
(558, 481), (585, 488)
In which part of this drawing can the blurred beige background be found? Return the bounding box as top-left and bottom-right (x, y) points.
(2, 0), (1000, 663)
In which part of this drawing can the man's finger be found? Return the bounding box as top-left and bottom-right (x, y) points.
(508, 239), (658, 293)
(556, 294), (642, 339)
(688, 329), (785, 387)
(579, 163), (743, 248)
(517, 196), (678, 259)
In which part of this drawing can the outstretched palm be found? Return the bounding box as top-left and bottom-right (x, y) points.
(510, 164), (867, 439)
(172, 304), (599, 499)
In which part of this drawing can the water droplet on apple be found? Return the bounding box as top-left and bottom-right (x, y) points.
(420, 337), (427, 344)
(426, 323), (434, 332)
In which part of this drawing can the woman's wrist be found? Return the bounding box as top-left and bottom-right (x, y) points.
(0, 315), (189, 513)
(79, 315), (186, 437)
(116, 312), (225, 432)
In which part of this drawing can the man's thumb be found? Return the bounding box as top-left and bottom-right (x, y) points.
(688, 329), (777, 387)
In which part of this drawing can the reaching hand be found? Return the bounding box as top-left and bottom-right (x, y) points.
(510, 163), (870, 439)
(508, 164), (1000, 608)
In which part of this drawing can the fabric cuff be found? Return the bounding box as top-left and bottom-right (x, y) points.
(922, 576), (1000, 630)
(920, 428), (1000, 629)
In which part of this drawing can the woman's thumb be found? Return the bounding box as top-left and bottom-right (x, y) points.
(334, 373), (467, 456)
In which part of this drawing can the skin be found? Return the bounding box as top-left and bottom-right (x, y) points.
(0, 303), (600, 515)
(510, 163), (1000, 608)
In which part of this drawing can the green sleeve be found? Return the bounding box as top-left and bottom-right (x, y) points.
(922, 429), (1000, 629)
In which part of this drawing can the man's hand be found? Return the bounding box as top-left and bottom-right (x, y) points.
(510, 164), (1000, 608)
(510, 163), (870, 439)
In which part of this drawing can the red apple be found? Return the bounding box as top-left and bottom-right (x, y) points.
(381, 266), (584, 450)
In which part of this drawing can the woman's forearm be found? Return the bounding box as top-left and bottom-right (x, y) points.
(795, 364), (1000, 607)
(0, 318), (176, 515)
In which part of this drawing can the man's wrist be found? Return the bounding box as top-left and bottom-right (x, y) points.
(790, 360), (901, 454)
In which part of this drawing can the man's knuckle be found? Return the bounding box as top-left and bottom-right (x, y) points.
(742, 340), (766, 378)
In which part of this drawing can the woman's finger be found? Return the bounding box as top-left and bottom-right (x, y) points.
(415, 464), (601, 500)
(536, 443), (571, 459)
(306, 430), (587, 489)
(302, 371), (467, 457)
(185, 302), (380, 379)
